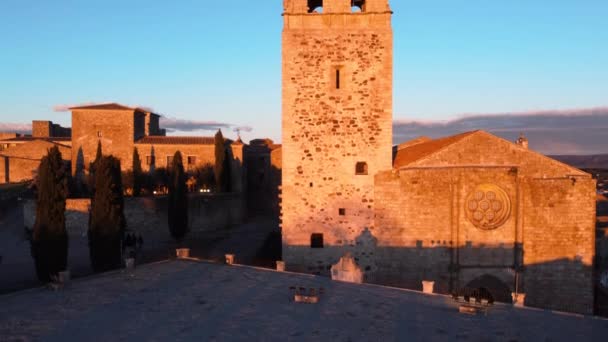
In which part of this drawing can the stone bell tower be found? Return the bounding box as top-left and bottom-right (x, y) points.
(281, 0), (393, 275)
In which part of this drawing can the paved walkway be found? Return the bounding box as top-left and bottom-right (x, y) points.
(1, 260), (607, 341)
(0, 200), (278, 294)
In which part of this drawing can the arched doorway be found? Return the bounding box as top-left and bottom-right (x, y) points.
(465, 274), (513, 304)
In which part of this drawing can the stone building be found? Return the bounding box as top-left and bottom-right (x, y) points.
(281, 0), (393, 269)
(245, 139), (282, 215)
(0, 104), (244, 191)
(71, 103), (244, 191)
(0, 121), (71, 183)
(280, 0), (596, 314)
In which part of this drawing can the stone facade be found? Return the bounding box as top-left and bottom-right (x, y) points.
(281, 0), (393, 267)
(280, 0), (596, 315)
(70, 104), (244, 192)
(373, 133), (596, 314)
(32, 120), (71, 138)
(0, 140), (70, 183)
(0, 104), (245, 191)
(71, 104), (146, 176)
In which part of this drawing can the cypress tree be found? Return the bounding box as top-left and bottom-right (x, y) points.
(168, 151), (189, 242)
(214, 129), (225, 192)
(88, 155), (126, 272)
(132, 147), (143, 197)
(222, 149), (231, 192)
(32, 146), (68, 282)
(88, 141), (102, 197)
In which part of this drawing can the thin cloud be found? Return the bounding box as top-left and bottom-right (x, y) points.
(0, 122), (32, 133)
(394, 107), (608, 155)
(53, 102), (99, 112)
(233, 126), (253, 133)
(160, 117), (235, 133)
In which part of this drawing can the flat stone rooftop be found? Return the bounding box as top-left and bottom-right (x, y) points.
(1, 260), (607, 341)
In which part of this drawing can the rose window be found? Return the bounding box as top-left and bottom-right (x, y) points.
(465, 184), (511, 230)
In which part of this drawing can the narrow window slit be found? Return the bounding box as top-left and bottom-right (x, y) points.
(336, 69), (341, 89)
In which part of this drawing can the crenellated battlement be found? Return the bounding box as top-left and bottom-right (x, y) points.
(283, 0), (391, 15)
(283, 0), (392, 30)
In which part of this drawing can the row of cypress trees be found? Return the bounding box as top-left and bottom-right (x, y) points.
(31, 145), (190, 281)
(76, 128), (229, 198)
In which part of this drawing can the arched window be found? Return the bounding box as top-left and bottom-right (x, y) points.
(308, 0), (323, 13)
(352, 0), (366, 12)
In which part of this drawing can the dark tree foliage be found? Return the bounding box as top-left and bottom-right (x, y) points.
(153, 167), (169, 190)
(88, 141), (103, 197)
(168, 151), (189, 242)
(32, 146), (68, 282)
(121, 170), (134, 196)
(222, 149), (231, 192)
(194, 163), (215, 189)
(88, 155), (126, 272)
(132, 147), (143, 197)
(214, 129), (225, 192)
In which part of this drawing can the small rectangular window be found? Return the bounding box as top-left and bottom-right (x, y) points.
(311, 233), (324, 248)
(146, 156), (155, 165)
(356, 162), (368, 175)
(336, 69), (341, 89)
(339, 208), (346, 216)
(166, 156), (173, 166)
(187, 156), (197, 165)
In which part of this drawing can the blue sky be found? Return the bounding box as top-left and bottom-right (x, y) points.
(0, 0), (607, 149)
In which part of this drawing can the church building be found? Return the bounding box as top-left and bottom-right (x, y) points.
(281, 0), (596, 314)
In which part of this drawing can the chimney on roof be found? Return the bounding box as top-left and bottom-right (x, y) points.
(516, 133), (528, 149)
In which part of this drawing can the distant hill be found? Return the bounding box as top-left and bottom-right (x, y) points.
(551, 154), (608, 169)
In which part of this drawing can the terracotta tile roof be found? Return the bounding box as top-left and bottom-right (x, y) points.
(0, 136), (71, 143)
(0, 140), (71, 158)
(136, 136), (215, 145)
(393, 131), (479, 168)
(69, 103), (136, 111)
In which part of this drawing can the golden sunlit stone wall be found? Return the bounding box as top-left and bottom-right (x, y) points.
(71, 108), (144, 176)
(373, 166), (596, 314)
(32, 121), (53, 138)
(407, 131), (588, 179)
(133, 142), (244, 192)
(134, 143), (216, 171)
(522, 177), (596, 314)
(0, 141), (71, 183)
(281, 0), (393, 275)
(373, 167), (519, 294)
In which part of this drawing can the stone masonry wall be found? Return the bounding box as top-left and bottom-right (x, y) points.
(32, 121), (52, 138)
(0, 156), (6, 183)
(372, 167), (596, 314)
(281, 2), (393, 272)
(0, 141), (71, 184)
(373, 167), (519, 294)
(71, 109), (137, 176)
(522, 177), (596, 314)
(24, 193), (245, 239)
(135, 143), (216, 171)
(408, 131), (587, 179)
